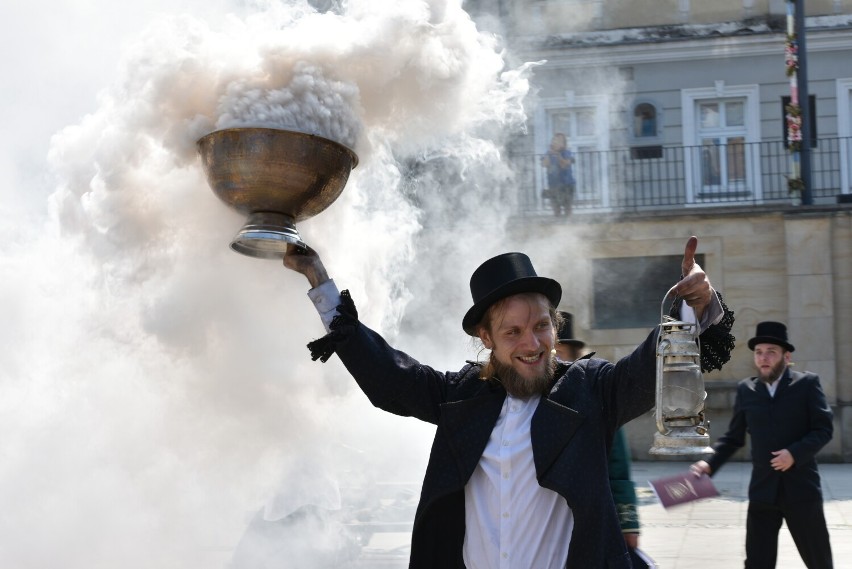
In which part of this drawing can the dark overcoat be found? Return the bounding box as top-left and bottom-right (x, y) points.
(706, 369), (833, 504)
(329, 316), (660, 569)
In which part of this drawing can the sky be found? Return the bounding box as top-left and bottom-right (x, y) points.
(0, 1), (549, 567)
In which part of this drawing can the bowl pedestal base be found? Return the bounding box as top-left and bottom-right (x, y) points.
(230, 212), (304, 259)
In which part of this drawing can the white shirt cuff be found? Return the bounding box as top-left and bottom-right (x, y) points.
(678, 290), (723, 334)
(307, 279), (341, 332)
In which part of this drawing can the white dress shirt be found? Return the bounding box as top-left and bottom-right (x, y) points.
(462, 394), (572, 569)
(766, 375), (782, 397)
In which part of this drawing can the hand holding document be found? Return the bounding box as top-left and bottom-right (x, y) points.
(649, 470), (719, 509)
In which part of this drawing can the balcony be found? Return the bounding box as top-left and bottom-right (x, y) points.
(512, 137), (852, 216)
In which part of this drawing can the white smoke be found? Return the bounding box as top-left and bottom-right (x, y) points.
(215, 61), (363, 149)
(0, 1), (537, 568)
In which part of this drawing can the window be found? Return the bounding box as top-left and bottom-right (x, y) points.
(547, 107), (602, 201)
(838, 78), (852, 195)
(630, 101), (662, 159)
(682, 84), (761, 201)
(634, 103), (658, 138)
(592, 254), (703, 329)
(536, 92), (611, 209)
(550, 108), (597, 141)
(577, 109), (596, 136)
(696, 99), (747, 191)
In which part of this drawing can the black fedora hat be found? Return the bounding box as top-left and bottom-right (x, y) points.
(462, 252), (561, 335)
(557, 311), (585, 348)
(747, 321), (795, 352)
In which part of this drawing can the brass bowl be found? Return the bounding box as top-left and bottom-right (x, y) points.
(197, 127), (358, 259)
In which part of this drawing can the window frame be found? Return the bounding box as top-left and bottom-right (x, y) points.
(681, 83), (761, 203)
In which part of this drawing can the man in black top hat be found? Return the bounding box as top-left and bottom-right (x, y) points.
(691, 321), (834, 569)
(553, 311), (587, 363)
(554, 312), (649, 565)
(283, 236), (734, 569)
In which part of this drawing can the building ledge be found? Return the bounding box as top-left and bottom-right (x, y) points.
(518, 14), (852, 50)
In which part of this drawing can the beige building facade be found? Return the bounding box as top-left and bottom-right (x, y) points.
(509, 206), (852, 461)
(466, 0), (852, 461)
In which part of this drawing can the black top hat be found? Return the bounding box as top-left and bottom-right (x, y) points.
(556, 311), (585, 348)
(462, 252), (561, 335)
(747, 321), (795, 352)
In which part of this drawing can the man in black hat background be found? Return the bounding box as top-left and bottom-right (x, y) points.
(691, 321), (834, 569)
(554, 313), (648, 566)
(283, 236), (734, 569)
(553, 311), (587, 364)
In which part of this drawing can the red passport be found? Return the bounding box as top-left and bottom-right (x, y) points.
(648, 471), (719, 509)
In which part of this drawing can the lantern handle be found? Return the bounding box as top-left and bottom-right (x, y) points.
(659, 284), (678, 324)
(660, 285), (699, 341)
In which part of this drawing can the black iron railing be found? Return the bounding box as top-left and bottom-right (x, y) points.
(512, 137), (852, 215)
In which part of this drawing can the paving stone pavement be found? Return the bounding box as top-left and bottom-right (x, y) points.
(212, 461), (852, 568)
(633, 461), (852, 569)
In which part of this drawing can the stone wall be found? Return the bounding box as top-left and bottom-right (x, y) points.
(512, 205), (852, 462)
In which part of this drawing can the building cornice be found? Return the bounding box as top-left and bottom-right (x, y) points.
(512, 19), (852, 68)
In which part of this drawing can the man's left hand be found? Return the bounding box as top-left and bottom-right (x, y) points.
(770, 449), (795, 471)
(673, 236), (714, 320)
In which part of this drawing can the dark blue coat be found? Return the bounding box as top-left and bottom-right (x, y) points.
(706, 369), (833, 504)
(307, 292), (732, 568)
(330, 318), (658, 568)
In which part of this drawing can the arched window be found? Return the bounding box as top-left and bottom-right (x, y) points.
(634, 103), (657, 137)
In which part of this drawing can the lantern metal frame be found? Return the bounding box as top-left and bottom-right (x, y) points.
(649, 288), (714, 458)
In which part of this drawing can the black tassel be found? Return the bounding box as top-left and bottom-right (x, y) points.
(698, 292), (736, 373)
(306, 289), (359, 363)
(668, 291), (736, 372)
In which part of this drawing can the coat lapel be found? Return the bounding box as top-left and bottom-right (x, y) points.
(440, 390), (507, 482)
(439, 375), (586, 484)
(746, 377), (772, 399)
(530, 398), (584, 479)
(773, 369), (794, 399)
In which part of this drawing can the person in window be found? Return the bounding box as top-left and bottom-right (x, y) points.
(541, 132), (576, 216)
(636, 107), (656, 137)
(283, 236), (734, 568)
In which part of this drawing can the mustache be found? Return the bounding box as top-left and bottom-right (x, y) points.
(488, 354), (556, 398)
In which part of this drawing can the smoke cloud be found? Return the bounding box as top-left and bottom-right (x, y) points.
(0, 0), (540, 567)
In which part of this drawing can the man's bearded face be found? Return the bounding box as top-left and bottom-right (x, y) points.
(480, 293), (557, 398)
(753, 343), (789, 384)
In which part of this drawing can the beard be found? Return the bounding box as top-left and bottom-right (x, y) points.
(489, 353), (557, 399)
(758, 358), (787, 384)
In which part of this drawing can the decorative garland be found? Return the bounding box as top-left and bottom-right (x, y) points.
(785, 1), (803, 197)
(784, 34), (798, 77)
(787, 175), (805, 192)
(785, 103), (802, 152)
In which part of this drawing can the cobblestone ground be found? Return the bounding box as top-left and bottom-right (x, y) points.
(635, 461), (852, 569)
(208, 461), (852, 568)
